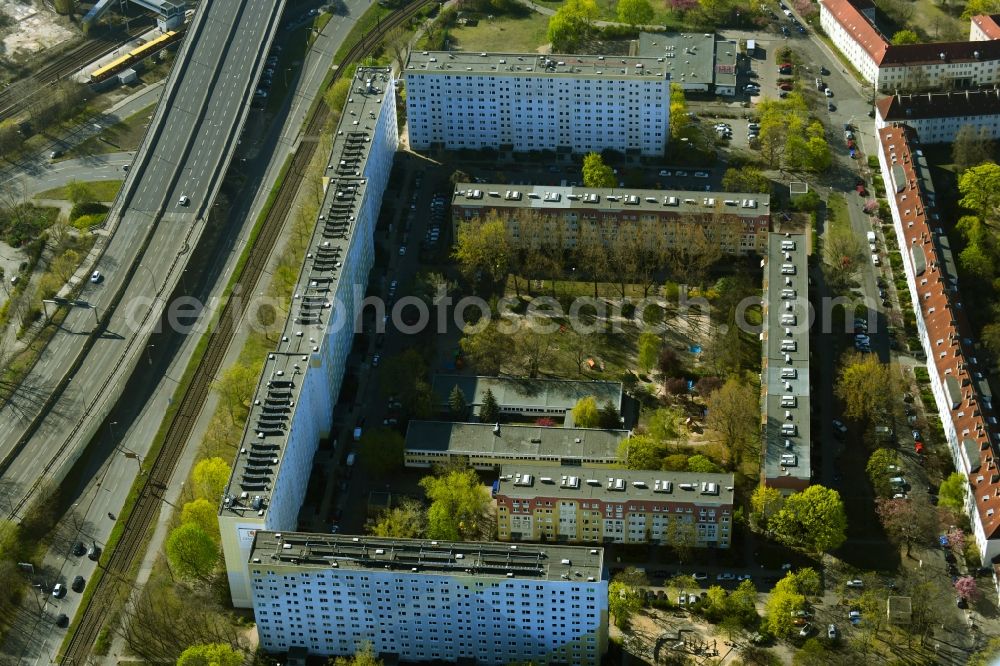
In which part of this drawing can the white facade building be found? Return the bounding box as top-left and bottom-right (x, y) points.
(877, 126), (1000, 577)
(820, 0), (1000, 92)
(250, 532), (609, 665)
(218, 67), (398, 609)
(875, 89), (1000, 144)
(405, 52), (670, 157)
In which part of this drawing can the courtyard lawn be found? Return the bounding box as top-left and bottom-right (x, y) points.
(449, 12), (552, 53)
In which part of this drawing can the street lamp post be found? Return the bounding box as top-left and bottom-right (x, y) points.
(147, 344), (154, 366)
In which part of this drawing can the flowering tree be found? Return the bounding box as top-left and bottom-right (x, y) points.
(955, 576), (979, 602)
(793, 0), (817, 17)
(667, 0), (699, 10)
(535, 417), (556, 427)
(946, 527), (966, 556)
(875, 497), (938, 557)
(864, 199), (879, 213)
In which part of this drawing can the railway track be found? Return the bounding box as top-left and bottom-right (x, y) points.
(0, 17), (153, 122)
(59, 2), (430, 663)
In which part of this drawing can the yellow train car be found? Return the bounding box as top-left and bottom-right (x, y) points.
(89, 30), (182, 84)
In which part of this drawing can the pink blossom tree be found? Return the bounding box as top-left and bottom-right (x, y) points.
(946, 527), (966, 556)
(955, 576), (978, 602)
(535, 417), (556, 427)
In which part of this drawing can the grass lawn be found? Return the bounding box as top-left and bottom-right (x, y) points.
(35, 180), (123, 202)
(65, 104), (155, 158)
(911, 0), (966, 42)
(450, 12), (551, 52)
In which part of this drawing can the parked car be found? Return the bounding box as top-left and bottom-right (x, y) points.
(693, 572), (708, 581)
(827, 624), (838, 639)
(849, 609), (862, 625)
(798, 623), (815, 637)
(52, 583), (66, 598)
(832, 420), (848, 435)
(55, 614), (69, 628)
(71, 575), (85, 593)
(72, 542), (86, 557)
(846, 579), (864, 588)
(716, 572), (735, 581)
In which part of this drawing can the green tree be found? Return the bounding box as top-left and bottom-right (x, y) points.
(669, 83), (690, 141)
(805, 136), (832, 172)
(769, 485), (847, 554)
(453, 214), (511, 285)
(53, 0), (77, 15)
(598, 400), (621, 429)
(962, 0), (1000, 19)
(616, 0), (654, 25)
(479, 387), (500, 423)
(703, 585), (730, 621)
(953, 125), (996, 173)
(662, 452), (689, 471)
(890, 29), (920, 44)
(721, 166), (770, 193)
(572, 395), (600, 427)
(324, 76), (352, 115)
(176, 643), (244, 666)
(582, 152), (616, 188)
(332, 644), (383, 666)
(757, 103), (788, 167)
(835, 353), (894, 425)
(764, 570), (812, 637)
(180, 499), (220, 540)
(865, 448), (899, 497)
(420, 469), (491, 540)
(969, 636), (1000, 666)
(729, 579), (759, 624)
(213, 362), (260, 421)
(750, 484), (783, 531)
(705, 377), (759, 467)
(959, 161), (1000, 222)
(459, 323), (507, 376)
(366, 499), (427, 538)
(608, 580), (642, 629)
(547, 0), (599, 52)
(608, 567), (648, 629)
(192, 457), (232, 501)
(647, 407), (681, 440)
(617, 434), (667, 469)
(637, 331), (660, 373)
(687, 454), (723, 473)
(938, 471), (968, 511)
(65, 180), (96, 205)
(448, 385), (467, 418)
(166, 523), (218, 580)
(359, 428), (405, 475)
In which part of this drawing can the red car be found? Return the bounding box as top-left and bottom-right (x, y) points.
(779, 82), (793, 91)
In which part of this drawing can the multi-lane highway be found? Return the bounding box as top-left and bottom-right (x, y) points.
(0, 0), (286, 515)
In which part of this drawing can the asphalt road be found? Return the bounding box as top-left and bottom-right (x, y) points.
(0, 3), (373, 662)
(0, 0), (284, 526)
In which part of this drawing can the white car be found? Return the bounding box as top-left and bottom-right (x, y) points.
(399, 245), (407, 256)
(716, 572), (735, 581)
(846, 579), (864, 588)
(825, 88), (834, 97)
(658, 169), (671, 177)
(178, 194), (190, 206)
(827, 624), (838, 639)
(90, 270), (102, 284)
